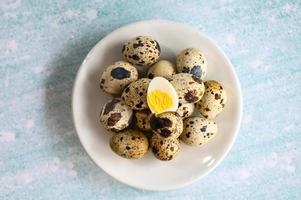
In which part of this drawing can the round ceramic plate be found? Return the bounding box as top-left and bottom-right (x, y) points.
(72, 20), (242, 191)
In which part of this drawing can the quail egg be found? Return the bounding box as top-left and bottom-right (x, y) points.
(99, 61), (138, 95)
(100, 99), (133, 132)
(197, 80), (227, 119)
(180, 117), (218, 146)
(150, 112), (183, 138)
(110, 129), (149, 159)
(176, 48), (207, 79)
(170, 73), (205, 104)
(121, 78), (151, 110)
(151, 133), (180, 161)
(122, 36), (160, 66)
(176, 103), (195, 118)
(147, 60), (175, 80)
(134, 109), (152, 131)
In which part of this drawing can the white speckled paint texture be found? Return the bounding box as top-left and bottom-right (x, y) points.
(0, 0), (301, 199)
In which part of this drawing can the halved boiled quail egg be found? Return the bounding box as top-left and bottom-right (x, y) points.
(147, 77), (178, 114)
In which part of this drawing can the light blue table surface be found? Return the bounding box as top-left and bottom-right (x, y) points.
(1, 0), (301, 199)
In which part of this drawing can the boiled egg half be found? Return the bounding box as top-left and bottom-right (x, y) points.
(147, 77), (179, 114)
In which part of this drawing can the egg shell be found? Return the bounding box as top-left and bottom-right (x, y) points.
(197, 80), (227, 119)
(99, 61), (138, 95)
(176, 48), (207, 79)
(121, 78), (151, 110)
(151, 133), (180, 161)
(150, 112), (183, 138)
(122, 36), (161, 66)
(147, 77), (178, 114)
(170, 73), (205, 104)
(180, 117), (218, 146)
(110, 129), (149, 159)
(147, 60), (176, 80)
(176, 103), (195, 118)
(134, 109), (152, 131)
(100, 99), (133, 132)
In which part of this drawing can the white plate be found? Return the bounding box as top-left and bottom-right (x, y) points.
(72, 20), (242, 191)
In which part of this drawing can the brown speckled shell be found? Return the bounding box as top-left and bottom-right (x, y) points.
(147, 60), (175, 80)
(100, 99), (133, 132)
(197, 80), (227, 119)
(150, 112), (183, 139)
(99, 61), (138, 95)
(134, 109), (152, 131)
(176, 48), (207, 79)
(122, 36), (160, 66)
(170, 73), (205, 104)
(110, 130), (149, 159)
(176, 103), (195, 118)
(121, 78), (151, 110)
(151, 133), (180, 161)
(180, 117), (218, 146)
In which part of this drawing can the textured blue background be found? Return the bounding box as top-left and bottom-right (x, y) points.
(1, 0), (301, 199)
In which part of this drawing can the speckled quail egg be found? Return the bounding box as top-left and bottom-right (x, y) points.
(176, 48), (207, 79)
(122, 36), (161, 66)
(147, 60), (176, 80)
(151, 133), (180, 161)
(100, 99), (133, 132)
(150, 112), (183, 138)
(176, 103), (195, 118)
(110, 129), (149, 159)
(147, 77), (178, 114)
(99, 61), (138, 95)
(121, 78), (151, 110)
(170, 73), (205, 104)
(197, 80), (227, 119)
(134, 109), (152, 131)
(180, 117), (218, 146)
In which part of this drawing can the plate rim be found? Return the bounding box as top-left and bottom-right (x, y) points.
(72, 19), (243, 191)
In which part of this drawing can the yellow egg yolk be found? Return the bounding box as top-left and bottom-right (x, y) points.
(147, 90), (173, 114)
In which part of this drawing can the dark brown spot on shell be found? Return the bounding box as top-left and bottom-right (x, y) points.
(132, 54), (140, 60)
(200, 126), (207, 132)
(215, 93), (221, 100)
(126, 146), (131, 150)
(182, 67), (190, 73)
(135, 101), (144, 109)
(184, 90), (199, 103)
(150, 116), (172, 130)
(124, 87), (130, 93)
(104, 99), (120, 115)
(107, 113), (121, 126)
(205, 107), (210, 111)
(160, 129), (171, 137)
(148, 73), (154, 79)
(152, 146), (159, 154)
(182, 111), (189, 117)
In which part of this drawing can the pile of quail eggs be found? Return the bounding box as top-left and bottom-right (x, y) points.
(99, 36), (227, 161)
